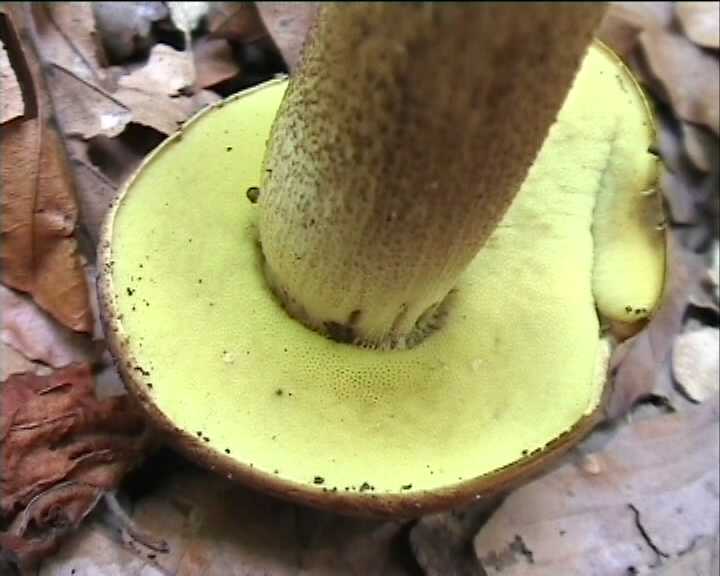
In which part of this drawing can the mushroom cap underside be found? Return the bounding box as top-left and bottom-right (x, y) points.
(99, 42), (665, 516)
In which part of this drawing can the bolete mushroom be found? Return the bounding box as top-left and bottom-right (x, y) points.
(99, 4), (666, 516)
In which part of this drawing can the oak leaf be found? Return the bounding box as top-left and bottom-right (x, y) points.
(0, 6), (93, 333)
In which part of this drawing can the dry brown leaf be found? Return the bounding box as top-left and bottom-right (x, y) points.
(0, 363), (148, 514)
(676, 2), (720, 50)
(93, 2), (168, 63)
(64, 139), (119, 245)
(0, 38), (24, 124)
(41, 464), (411, 576)
(672, 327), (720, 403)
(0, 363), (151, 572)
(110, 43), (220, 135)
(207, 2), (267, 43)
(0, 284), (99, 368)
(473, 399), (719, 575)
(118, 43), (194, 96)
(596, 1), (673, 61)
(640, 29), (720, 134)
(0, 106), (93, 332)
(44, 63), (131, 139)
(0, 5), (93, 333)
(0, 342), (48, 381)
(256, 2), (320, 72)
(30, 2), (108, 86)
(62, 124), (167, 244)
(0, 483), (104, 572)
(193, 36), (242, 90)
(114, 86), (219, 135)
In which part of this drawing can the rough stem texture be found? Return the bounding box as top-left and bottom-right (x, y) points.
(259, 3), (607, 348)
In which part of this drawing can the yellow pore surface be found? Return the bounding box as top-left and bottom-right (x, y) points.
(107, 43), (664, 495)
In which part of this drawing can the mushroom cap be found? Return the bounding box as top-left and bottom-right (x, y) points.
(98, 42), (665, 516)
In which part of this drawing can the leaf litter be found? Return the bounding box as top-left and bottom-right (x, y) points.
(0, 4), (93, 333)
(0, 364), (151, 573)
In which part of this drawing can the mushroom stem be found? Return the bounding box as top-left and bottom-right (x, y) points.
(258, 3), (607, 349)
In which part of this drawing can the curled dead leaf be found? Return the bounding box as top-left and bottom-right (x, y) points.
(676, 1), (720, 50)
(640, 28), (720, 134)
(0, 483), (104, 572)
(0, 363), (151, 572)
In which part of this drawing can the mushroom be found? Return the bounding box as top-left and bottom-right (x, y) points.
(98, 4), (666, 516)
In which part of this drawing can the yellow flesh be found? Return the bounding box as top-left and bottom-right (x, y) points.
(108, 44), (664, 495)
